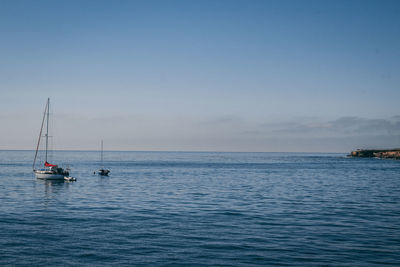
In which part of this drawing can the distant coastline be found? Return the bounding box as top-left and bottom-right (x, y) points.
(349, 149), (400, 160)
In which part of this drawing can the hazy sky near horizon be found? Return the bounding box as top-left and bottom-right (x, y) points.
(1, 0), (400, 152)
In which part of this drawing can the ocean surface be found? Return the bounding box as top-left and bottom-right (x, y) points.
(1, 151), (399, 266)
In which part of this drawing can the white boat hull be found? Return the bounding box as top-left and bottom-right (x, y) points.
(34, 170), (66, 180)
(35, 173), (65, 180)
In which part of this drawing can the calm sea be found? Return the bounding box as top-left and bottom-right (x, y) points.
(1, 151), (399, 266)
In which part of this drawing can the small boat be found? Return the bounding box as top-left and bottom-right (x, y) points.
(95, 140), (110, 176)
(33, 98), (72, 180)
(97, 169), (110, 176)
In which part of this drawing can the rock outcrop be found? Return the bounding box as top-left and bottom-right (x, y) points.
(349, 149), (400, 159)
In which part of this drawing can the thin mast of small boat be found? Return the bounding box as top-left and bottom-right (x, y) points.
(33, 98), (49, 170)
(101, 140), (104, 169)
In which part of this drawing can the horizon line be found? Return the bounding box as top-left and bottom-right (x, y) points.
(0, 149), (347, 154)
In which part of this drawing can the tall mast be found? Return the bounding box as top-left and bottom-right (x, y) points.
(45, 98), (50, 163)
(33, 98), (48, 170)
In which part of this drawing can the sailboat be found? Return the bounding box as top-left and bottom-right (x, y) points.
(95, 140), (110, 176)
(33, 98), (71, 180)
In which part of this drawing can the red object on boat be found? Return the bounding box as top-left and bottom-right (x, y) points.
(44, 161), (57, 167)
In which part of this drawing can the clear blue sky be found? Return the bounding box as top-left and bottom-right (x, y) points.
(1, 0), (399, 152)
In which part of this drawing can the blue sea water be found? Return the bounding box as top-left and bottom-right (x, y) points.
(0, 150), (399, 266)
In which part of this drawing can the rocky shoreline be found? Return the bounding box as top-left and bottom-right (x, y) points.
(349, 149), (400, 159)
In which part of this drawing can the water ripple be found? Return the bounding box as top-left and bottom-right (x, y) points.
(0, 151), (399, 266)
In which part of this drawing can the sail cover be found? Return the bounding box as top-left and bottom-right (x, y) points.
(45, 161), (57, 167)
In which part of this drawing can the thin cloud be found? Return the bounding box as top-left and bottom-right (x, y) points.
(262, 116), (400, 137)
(200, 115), (244, 126)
